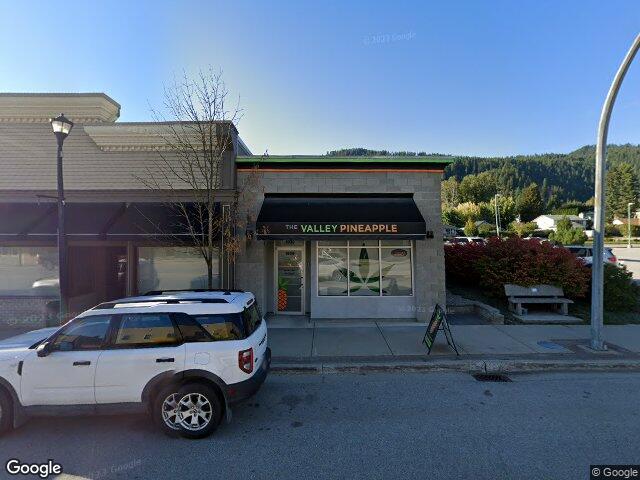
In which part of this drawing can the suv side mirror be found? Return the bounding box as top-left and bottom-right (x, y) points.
(36, 342), (52, 357)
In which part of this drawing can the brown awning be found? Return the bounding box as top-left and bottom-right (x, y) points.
(0, 202), (212, 241)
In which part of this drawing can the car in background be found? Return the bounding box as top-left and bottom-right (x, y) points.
(524, 236), (550, 244)
(564, 245), (619, 266)
(447, 236), (487, 245)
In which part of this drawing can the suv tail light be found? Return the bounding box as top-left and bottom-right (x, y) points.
(610, 255), (617, 263)
(238, 348), (254, 374)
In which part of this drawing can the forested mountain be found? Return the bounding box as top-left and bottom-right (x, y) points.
(326, 144), (640, 203)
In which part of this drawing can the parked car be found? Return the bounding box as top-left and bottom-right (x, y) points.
(0, 289), (270, 439)
(524, 236), (550, 243)
(564, 245), (618, 266)
(447, 236), (486, 245)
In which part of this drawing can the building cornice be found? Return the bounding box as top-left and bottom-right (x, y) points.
(84, 122), (237, 152)
(0, 93), (120, 123)
(84, 124), (176, 151)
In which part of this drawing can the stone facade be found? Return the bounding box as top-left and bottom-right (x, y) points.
(235, 170), (445, 321)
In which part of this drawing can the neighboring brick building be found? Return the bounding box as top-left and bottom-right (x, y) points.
(0, 93), (450, 326)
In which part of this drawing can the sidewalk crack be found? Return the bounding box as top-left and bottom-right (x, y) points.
(375, 321), (394, 356)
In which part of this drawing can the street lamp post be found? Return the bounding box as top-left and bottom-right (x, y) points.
(591, 34), (640, 351)
(494, 193), (502, 238)
(628, 202), (634, 249)
(50, 114), (74, 322)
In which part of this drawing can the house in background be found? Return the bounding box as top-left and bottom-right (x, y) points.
(533, 214), (589, 231)
(612, 217), (640, 227)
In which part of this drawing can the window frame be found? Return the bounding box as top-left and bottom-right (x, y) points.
(316, 240), (414, 298)
(107, 312), (183, 350)
(188, 311), (247, 342)
(48, 315), (116, 352)
(242, 301), (263, 336)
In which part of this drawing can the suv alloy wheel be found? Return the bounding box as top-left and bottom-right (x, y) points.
(174, 383), (222, 439)
(153, 384), (183, 437)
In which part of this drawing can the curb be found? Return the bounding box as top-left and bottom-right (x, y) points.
(271, 358), (640, 375)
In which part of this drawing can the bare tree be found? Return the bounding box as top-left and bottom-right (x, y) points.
(140, 69), (260, 289)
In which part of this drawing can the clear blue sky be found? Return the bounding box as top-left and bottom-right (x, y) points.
(1, 0), (639, 156)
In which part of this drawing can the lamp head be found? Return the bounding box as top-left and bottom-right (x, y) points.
(50, 113), (74, 143)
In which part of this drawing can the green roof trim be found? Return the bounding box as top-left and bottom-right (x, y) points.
(236, 155), (454, 164)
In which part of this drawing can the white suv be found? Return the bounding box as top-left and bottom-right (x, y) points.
(0, 289), (271, 439)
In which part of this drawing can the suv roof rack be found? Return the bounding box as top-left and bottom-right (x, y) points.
(143, 288), (245, 296)
(94, 298), (229, 309)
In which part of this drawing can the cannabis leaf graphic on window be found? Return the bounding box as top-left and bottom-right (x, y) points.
(337, 248), (393, 295)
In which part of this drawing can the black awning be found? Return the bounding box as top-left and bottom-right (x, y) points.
(255, 194), (427, 240)
(0, 202), (210, 241)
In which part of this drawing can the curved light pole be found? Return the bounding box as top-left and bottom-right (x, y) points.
(591, 34), (640, 351)
(494, 193), (502, 238)
(50, 114), (74, 322)
(628, 202), (634, 249)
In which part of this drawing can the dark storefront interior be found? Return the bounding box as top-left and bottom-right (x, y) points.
(0, 202), (222, 325)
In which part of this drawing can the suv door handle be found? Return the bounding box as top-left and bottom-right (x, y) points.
(156, 358), (174, 363)
(73, 361), (91, 366)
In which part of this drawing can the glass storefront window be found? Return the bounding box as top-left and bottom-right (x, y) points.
(0, 247), (59, 326)
(317, 247), (348, 296)
(348, 247), (380, 296)
(317, 241), (413, 297)
(0, 247), (59, 296)
(348, 240), (379, 247)
(137, 247), (218, 293)
(380, 247), (412, 296)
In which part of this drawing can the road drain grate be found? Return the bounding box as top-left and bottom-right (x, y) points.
(472, 373), (512, 382)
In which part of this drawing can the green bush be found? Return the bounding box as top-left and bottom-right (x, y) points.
(511, 221), (537, 237)
(549, 216), (587, 245)
(477, 223), (495, 238)
(605, 224), (622, 237)
(603, 264), (640, 311)
(442, 208), (464, 228)
(463, 218), (479, 236)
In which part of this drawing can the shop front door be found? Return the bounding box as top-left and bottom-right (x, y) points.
(275, 247), (305, 314)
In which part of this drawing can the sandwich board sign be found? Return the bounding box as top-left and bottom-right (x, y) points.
(423, 304), (459, 355)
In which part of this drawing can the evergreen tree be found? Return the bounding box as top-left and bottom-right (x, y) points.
(517, 183), (544, 222)
(606, 163), (639, 220)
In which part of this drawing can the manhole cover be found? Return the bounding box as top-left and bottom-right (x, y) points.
(472, 373), (512, 382)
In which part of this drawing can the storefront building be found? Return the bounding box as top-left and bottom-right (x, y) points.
(0, 93), (449, 326)
(235, 156), (448, 322)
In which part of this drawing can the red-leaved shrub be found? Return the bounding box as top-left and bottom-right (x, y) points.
(445, 237), (591, 299)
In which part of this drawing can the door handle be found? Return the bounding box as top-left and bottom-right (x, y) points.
(156, 358), (174, 363)
(73, 361), (91, 366)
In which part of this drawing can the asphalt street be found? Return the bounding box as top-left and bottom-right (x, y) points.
(613, 246), (640, 279)
(0, 371), (638, 480)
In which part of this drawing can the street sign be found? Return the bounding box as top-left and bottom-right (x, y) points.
(423, 304), (459, 355)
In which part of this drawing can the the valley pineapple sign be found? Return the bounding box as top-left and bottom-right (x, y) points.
(257, 222), (424, 237)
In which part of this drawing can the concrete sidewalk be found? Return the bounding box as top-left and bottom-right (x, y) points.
(268, 319), (640, 372)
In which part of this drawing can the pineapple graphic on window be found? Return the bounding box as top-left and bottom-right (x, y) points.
(277, 277), (289, 311)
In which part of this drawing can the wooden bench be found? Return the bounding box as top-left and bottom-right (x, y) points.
(504, 284), (574, 316)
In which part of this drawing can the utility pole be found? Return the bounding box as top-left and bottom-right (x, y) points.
(628, 202), (634, 249)
(494, 193), (502, 238)
(591, 34), (640, 351)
